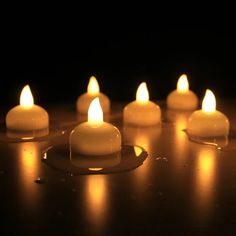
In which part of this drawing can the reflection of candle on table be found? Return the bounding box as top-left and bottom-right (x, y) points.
(71, 153), (121, 170)
(187, 89), (230, 137)
(123, 82), (161, 126)
(167, 74), (198, 110)
(6, 85), (49, 131)
(76, 76), (110, 114)
(71, 97), (121, 155)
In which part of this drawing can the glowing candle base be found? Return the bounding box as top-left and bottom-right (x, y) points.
(71, 97), (121, 156)
(70, 122), (121, 155)
(6, 85), (49, 132)
(6, 105), (49, 131)
(123, 101), (161, 126)
(123, 82), (161, 126)
(167, 90), (198, 110)
(187, 89), (230, 138)
(187, 110), (229, 137)
(167, 74), (198, 110)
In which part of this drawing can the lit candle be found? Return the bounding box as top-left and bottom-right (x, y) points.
(70, 97), (121, 155)
(187, 89), (230, 137)
(6, 85), (49, 131)
(76, 76), (110, 114)
(123, 82), (161, 126)
(167, 74), (198, 110)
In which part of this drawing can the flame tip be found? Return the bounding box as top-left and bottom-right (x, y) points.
(88, 76), (100, 95)
(202, 89), (216, 112)
(177, 74), (189, 92)
(136, 82), (149, 103)
(88, 97), (103, 124)
(20, 85), (34, 107)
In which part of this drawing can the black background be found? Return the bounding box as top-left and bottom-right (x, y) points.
(1, 21), (235, 109)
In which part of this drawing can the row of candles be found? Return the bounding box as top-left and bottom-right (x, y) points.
(4, 75), (229, 156)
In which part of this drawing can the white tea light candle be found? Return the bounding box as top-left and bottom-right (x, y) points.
(167, 74), (198, 110)
(71, 98), (121, 155)
(76, 76), (110, 114)
(6, 85), (49, 131)
(187, 89), (229, 137)
(123, 82), (161, 126)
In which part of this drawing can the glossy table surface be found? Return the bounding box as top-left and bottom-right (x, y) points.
(1, 101), (236, 235)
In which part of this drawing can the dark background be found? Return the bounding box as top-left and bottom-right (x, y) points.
(1, 22), (235, 109)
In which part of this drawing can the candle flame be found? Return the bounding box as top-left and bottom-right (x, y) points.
(20, 85), (34, 108)
(202, 89), (216, 112)
(88, 97), (103, 124)
(177, 74), (189, 93)
(136, 82), (149, 103)
(134, 146), (142, 157)
(87, 76), (100, 95)
(88, 168), (103, 171)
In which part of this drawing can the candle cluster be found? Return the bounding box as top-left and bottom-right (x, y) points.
(3, 74), (230, 156)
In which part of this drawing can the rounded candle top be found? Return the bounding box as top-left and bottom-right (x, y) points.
(123, 82), (161, 126)
(177, 74), (189, 93)
(187, 89), (229, 138)
(87, 76), (100, 96)
(167, 74), (198, 110)
(6, 84), (49, 132)
(20, 85), (34, 108)
(71, 97), (121, 155)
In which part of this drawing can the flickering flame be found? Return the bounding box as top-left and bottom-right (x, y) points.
(20, 85), (34, 108)
(136, 82), (149, 103)
(202, 89), (216, 112)
(89, 168), (103, 171)
(134, 146), (142, 157)
(177, 74), (189, 93)
(87, 76), (100, 95)
(88, 97), (103, 124)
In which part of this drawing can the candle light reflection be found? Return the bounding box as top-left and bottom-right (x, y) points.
(194, 146), (217, 220)
(84, 175), (109, 230)
(17, 142), (41, 206)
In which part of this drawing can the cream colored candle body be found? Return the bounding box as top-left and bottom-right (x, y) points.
(70, 122), (121, 155)
(6, 105), (49, 131)
(167, 74), (198, 110)
(123, 82), (161, 126)
(6, 85), (49, 131)
(123, 101), (161, 126)
(187, 110), (229, 137)
(71, 97), (121, 155)
(187, 89), (229, 137)
(167, 90), (198, 110)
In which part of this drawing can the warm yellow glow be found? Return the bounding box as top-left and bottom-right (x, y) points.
(136, 82), (149, 103)
(88, 97), (103, 124)
(88, 168), (103, 171)
(87, 76), (100, 95)
(134, 146), (142, 157)
(20, 85), (34, 108)
(196, 147), (216, 210)
(202, 89), (216, 112)
(19, 142), (39, 203)
(86, 175), (107, 226)
(177, 74), (189, 93)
